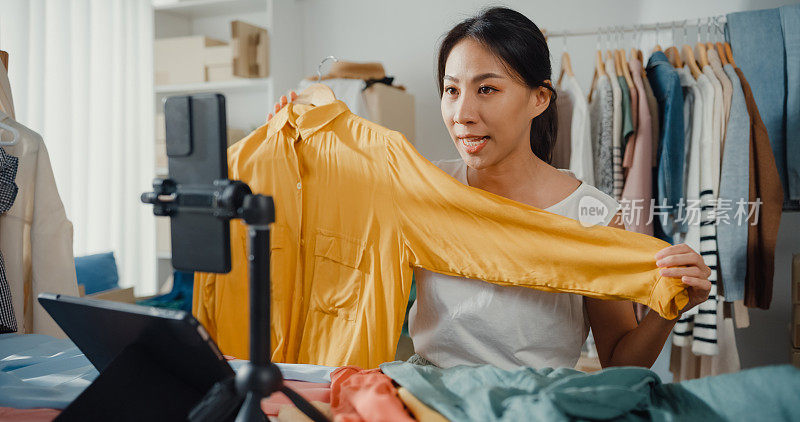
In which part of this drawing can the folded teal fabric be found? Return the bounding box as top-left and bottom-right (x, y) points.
(380, 361), (800, 421)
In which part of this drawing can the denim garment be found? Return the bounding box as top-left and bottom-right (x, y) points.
(781, 5), (800, 200)
(717, 64), (750, 302)
(726, 7), (789, 202)
(646, 51), (685, 243)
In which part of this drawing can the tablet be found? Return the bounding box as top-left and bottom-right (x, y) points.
(38, 293), (234, 392)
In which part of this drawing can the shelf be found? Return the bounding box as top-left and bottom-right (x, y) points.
(155, 77), (270, 95)
(153, 0), (266, 18)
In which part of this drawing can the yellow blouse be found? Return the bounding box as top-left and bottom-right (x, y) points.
(193, 100), (688, 367)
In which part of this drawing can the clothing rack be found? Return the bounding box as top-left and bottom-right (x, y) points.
(544, 15), (727, 38)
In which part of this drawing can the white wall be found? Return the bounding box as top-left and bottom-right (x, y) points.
(299, 0), (798, 160)
(294, 0), (800, 373)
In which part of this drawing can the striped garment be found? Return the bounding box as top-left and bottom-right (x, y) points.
(672, 69), (722, 355)
(605, 58), (624, 200)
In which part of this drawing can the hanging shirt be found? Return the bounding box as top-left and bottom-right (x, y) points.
(605, 58), (624, 200)
(192, 100), (689, 367)
(672, 68), (707, 344)
(673, 70), (719, 355)
(0, 111), (78, 338)
(716, 64), (750, 303)
(589, 74), (614, 197)
(727, 7), (792, 203)
(618, 75), (634, 156)
(675, 67), (705, 250)
(641, 74), (660, 169)
(737, 67), (783, 310)
(553, 85), (574, 169)
(707, 49), (732, 149)
(562, 75), (594, 186)
(702, 65), (724, 197)
(646, 51), (685, 244)
(408, 160), (620, 370)
(0, 147), (18, 333)
(620, 60), (653, 236)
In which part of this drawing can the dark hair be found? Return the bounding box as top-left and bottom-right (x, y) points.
(437, 7), (558, 164)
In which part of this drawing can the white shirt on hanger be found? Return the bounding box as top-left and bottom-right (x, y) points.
(0, 110), (78, 337)
(562, 74), (594, 186)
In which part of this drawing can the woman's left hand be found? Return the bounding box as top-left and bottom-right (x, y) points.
(654, 243), (712, 316)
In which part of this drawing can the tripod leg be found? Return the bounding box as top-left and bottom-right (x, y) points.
(235, 392), (267, 422)
(280, 385), (331, 422)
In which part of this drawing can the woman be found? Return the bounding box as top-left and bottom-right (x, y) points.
(269, 7), (711, 370)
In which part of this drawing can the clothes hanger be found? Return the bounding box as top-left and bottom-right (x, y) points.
(682, 20), (702, 78)
(724, 41), (735, 66)
(0, 110), (20, 146)
(556, 33), (574, 88)
(678, 21), (698, 77)
(703, 18), (715, 53)
(694, 18), (710, 68)
(665, 22), (683, 68)
(588, 28), (608, 102)
(652, 22), (663, 53)
(613, 27), (624, 77)
(294, 56), (337, 106)
(712, 17), (728, 65)
(628, 24), (644, 76)
(618, 27), (634, 92)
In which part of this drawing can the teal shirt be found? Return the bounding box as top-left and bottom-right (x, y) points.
(618, 75), (634, 153)
(380, 362), (800, 421)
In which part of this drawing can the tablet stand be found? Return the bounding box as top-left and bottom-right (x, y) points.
(142, 179), (329, 422)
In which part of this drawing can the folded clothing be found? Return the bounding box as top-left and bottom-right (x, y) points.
(380, 361), (800, 422)
(330, 366), (414, 422)
(0, 406), (60, 422)
(260, 380), (331, 417)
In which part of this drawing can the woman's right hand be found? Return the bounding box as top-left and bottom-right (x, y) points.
(267, 91), (298, 121)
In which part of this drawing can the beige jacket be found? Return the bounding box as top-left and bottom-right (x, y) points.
(0, 109), (78, 337)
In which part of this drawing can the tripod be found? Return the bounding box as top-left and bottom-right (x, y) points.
(142, 178), (329, 422)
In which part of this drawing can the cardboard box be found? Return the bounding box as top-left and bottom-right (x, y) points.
(228, 128), (247, 146)
(155, 141), (167, 170)
(155, 113), (166, 142)
(156, 216), (171, 256)
(205, 45), (232, 66)
(79, 284), (136, 305)
(155, 36), (226, 85)
(231, 20), (269, 78)
(205, 64), (235, 82)
(363, 83), (415, 144)
(89, 287), (136, 304)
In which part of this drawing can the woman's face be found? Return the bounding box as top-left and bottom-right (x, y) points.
(441, 38), (551, 170)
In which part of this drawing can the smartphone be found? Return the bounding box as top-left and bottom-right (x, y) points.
(164, 93), (231, 273)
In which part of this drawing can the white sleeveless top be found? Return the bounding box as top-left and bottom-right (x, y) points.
(408, 159), (621, 370)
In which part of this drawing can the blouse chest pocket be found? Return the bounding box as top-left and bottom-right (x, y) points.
(310, 229), (367, 321)
(269, 224), (291, 296)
